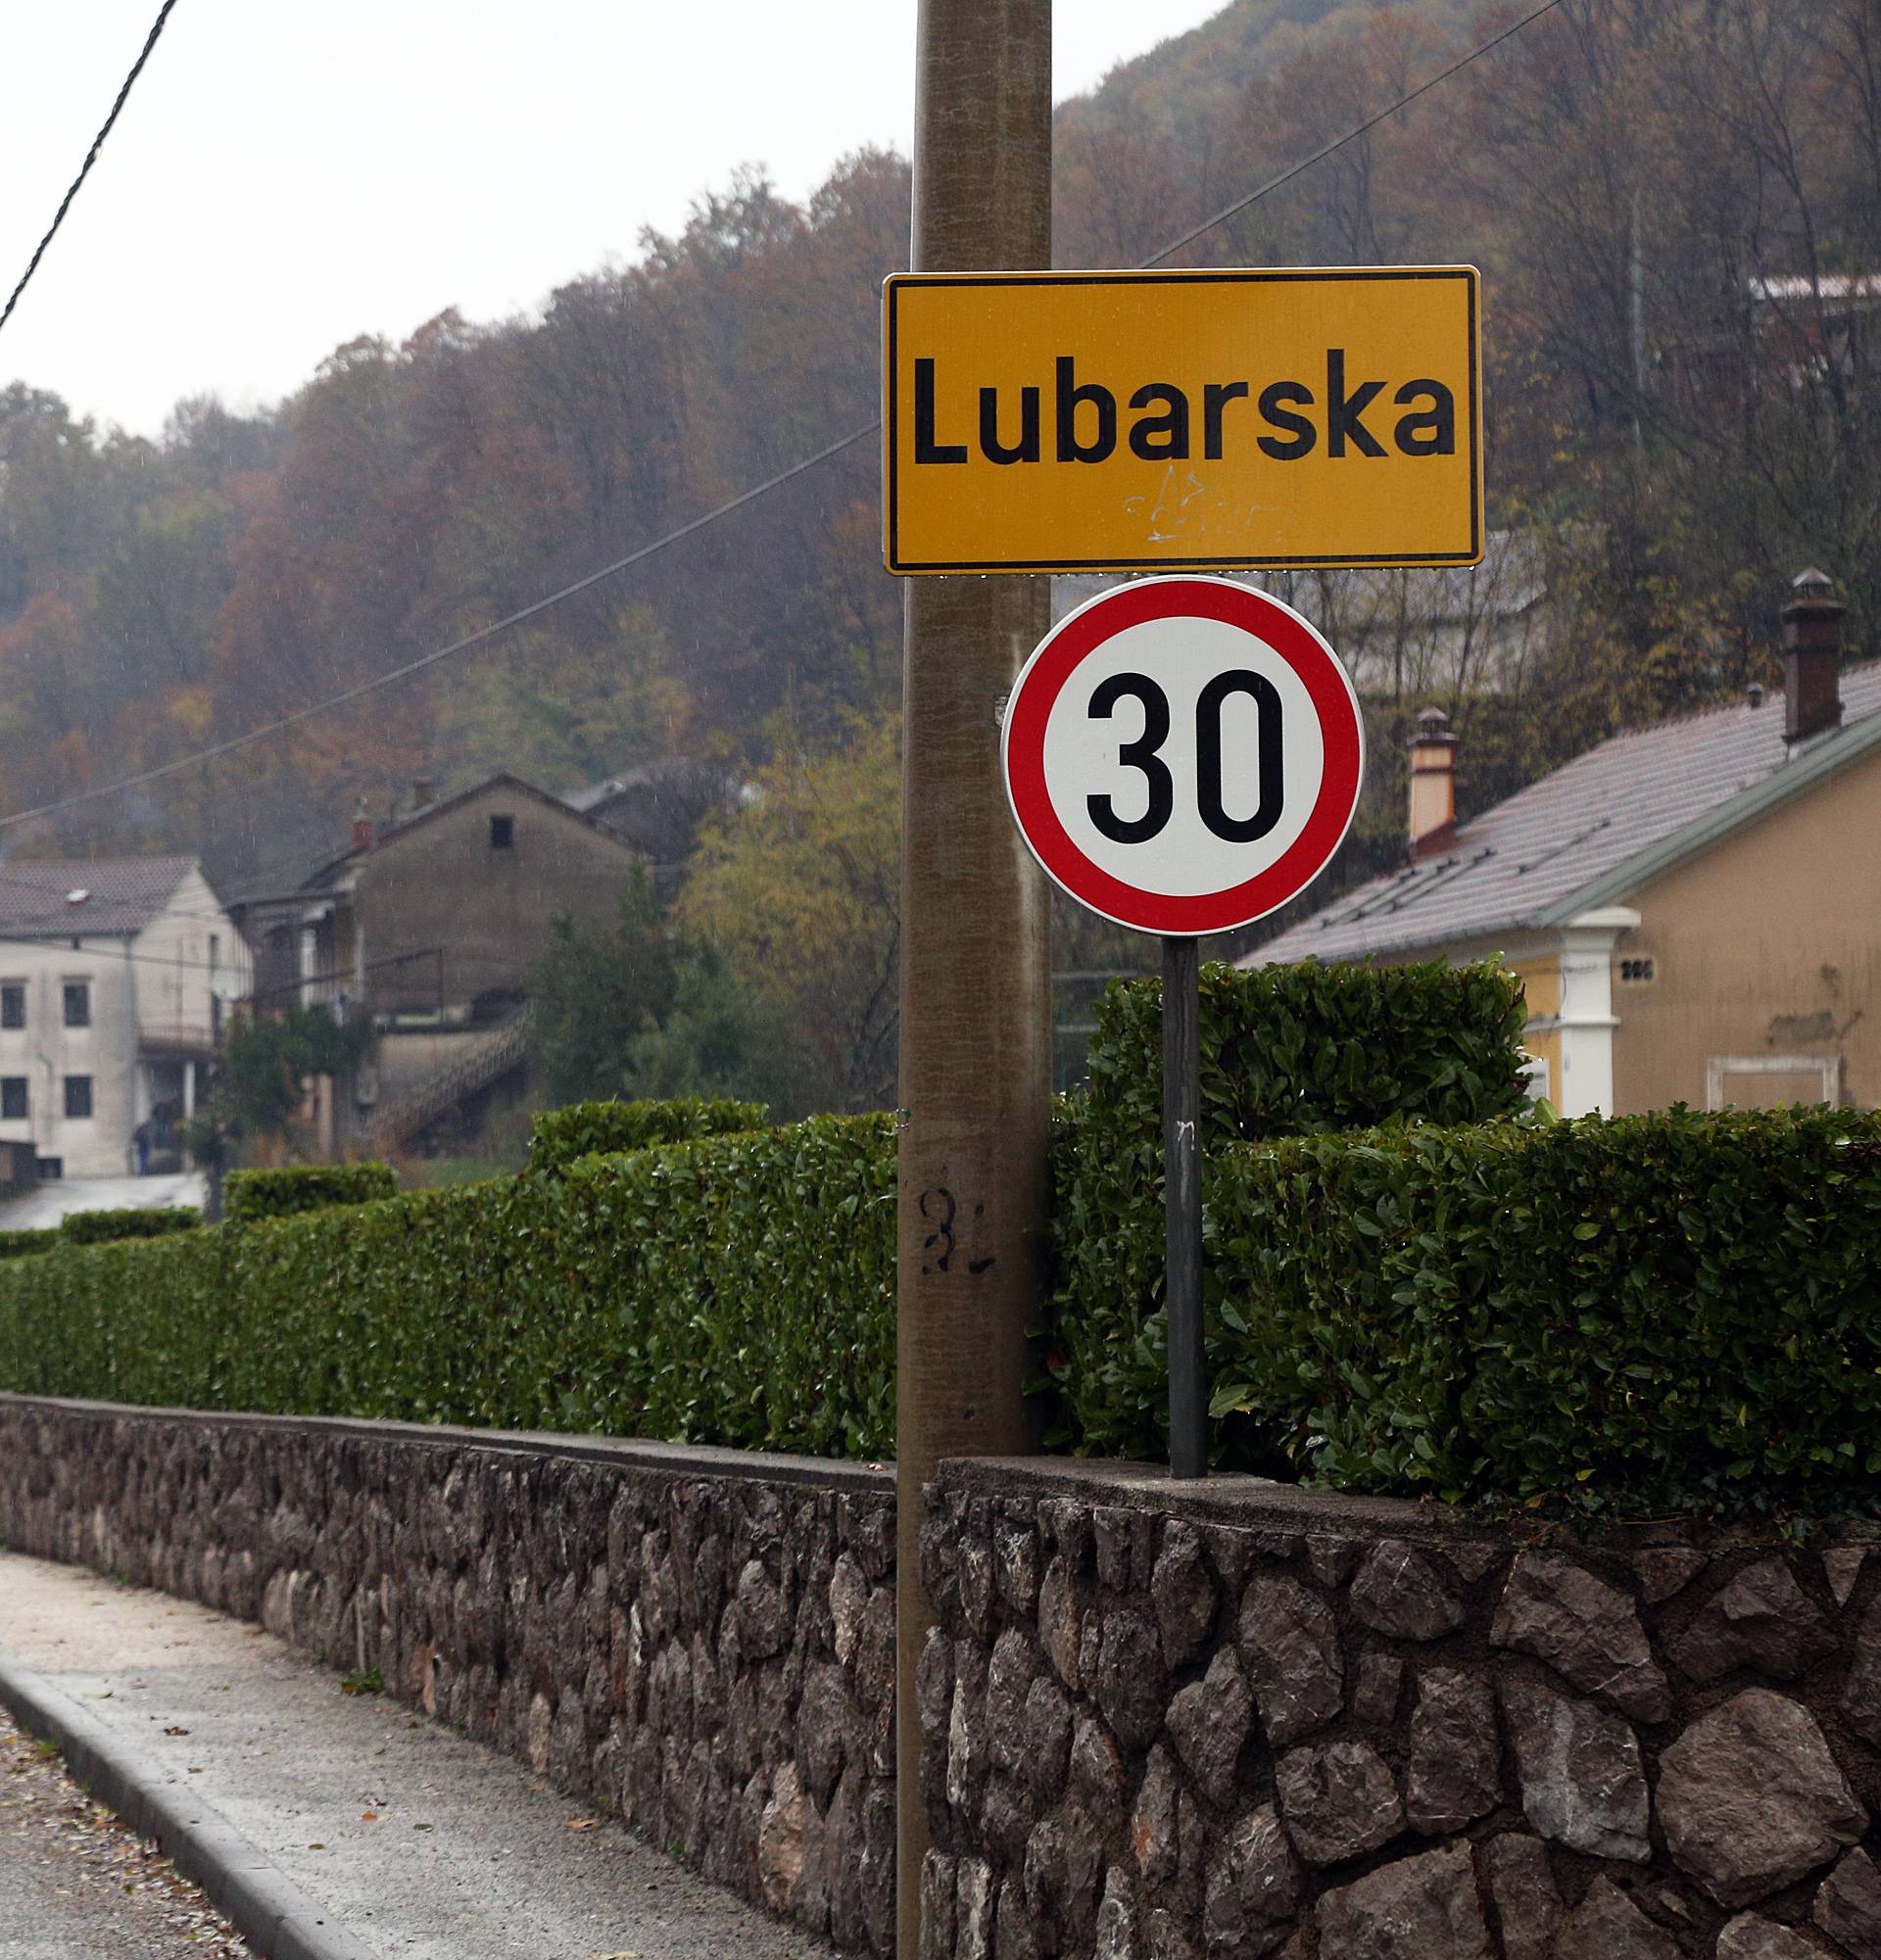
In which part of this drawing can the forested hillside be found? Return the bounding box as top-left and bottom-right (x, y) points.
(0, 0), (1875, 1103)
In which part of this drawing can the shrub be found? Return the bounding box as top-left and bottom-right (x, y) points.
(1047, 959), (1529, 1458)
(526, 1096), (769, 1176)
(0, 1115), (894, 1459)
(58, 1208), (200, 1245)
(0, 1229), (57, 1261)
(222, 1164), (398, 1222)
(1089, 1107), (1881, 1510)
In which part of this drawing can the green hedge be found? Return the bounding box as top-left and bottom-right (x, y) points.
(527, 1096), (769, 1176)
(0, 1228), (58, 1261)
(1195, 1108), (1881, 1510)
(0, 1116), (894, 1458)
(1047, 959), (1529, 1459)
(223, 1164), (398, 1222)
(59, 1207), (200, 1245)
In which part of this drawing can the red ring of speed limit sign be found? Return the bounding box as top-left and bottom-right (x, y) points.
(1001, 576), (1365, 936)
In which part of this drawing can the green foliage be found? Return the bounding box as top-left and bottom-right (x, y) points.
(58, 1208), (200, 1246)
(526, 1096), (768, 1178)
(1048, 959), (1529, 1461)
(0, 1229), (58, 1261)
(1080, 960), (1529, 1144)
(222, 1164), (398, 1223)
(626, 944), (814, 1117)
(676, 718), (900, 1112)
(216, 1010), (376, 1142)
(1198, 1109), (1881, 1512)
(529, 873), (677, 1107)
(0, 1115), (894, 1459)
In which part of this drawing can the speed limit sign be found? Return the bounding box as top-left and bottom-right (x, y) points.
(1001, 576), (1364, 935)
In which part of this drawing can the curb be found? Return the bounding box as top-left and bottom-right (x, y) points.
(0, 1645), (380, 1960)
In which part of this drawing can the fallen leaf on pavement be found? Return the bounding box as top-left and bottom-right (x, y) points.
(163, 1727), (189, 1738)
(361, 1811), (378, 1822)
(565, 1818), (598, 1831)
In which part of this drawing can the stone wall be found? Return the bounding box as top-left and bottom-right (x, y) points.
(918, 1459), (1881, 1960)
(0, 1394), (897, 1955)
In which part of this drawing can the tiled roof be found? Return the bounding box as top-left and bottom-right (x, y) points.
(1254, 661), (1881, 965)
(0, 855), (198, 937)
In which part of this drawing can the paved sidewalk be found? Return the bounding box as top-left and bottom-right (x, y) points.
(1, 1707), (254, 1958)
(0, 1553), (829, 1960)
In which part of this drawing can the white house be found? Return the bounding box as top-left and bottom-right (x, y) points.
(0, 857), (250, 1181)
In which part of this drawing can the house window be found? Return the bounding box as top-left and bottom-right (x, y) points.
(35, 1157), (61, 1181)
(0, 1078), (25, 1121)
(0, 984), (24, 1029)
(490, 814), (515, 850)
(63, 1076), (93, 1120)
(62, 981), (90, 1028)
(1706, 1054), (1839, 1111)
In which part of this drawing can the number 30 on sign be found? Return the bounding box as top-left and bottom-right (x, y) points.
(1001, 578), (1364, 936)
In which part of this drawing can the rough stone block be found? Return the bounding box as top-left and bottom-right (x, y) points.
(1551, 1879), (1677, 1960)
(1201, 1804), (1300, 1957)
(1717, 1914), (1825, 1959)
(1275, 1741), (1404, 1866)
(1492, 1551), (1671, 1720)
(1094, 1608), (1168, 1751)
(1404, 1666), (1500, 1834)
(1658, 1689), (1865, 1907)
(1152, 1521), (1218, 1667)
(1315, 1842), (1490, 1960)
(1498, 1674), (1650, 1862)
(1669, 1559), (1836, 1684)
(1348, 1541), (1465, 1641)
(1239, 1575), (1343, 1745)
(1476, 1833), (1562, 1960)
(1168, 1649), (1253, 1808)
(1813, 1845), (1881, 1954)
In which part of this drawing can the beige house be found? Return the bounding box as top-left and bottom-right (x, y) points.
(0, 857), (250, 1180)
(1252, 574), (1881, 1118)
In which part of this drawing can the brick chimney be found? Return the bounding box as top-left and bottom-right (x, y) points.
(351, 795), (373, 854)
(1783, 567), (1846, 747)
(1408, 706), (1458, 863)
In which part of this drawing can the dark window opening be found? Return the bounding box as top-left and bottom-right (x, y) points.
(64, 1076), (92, 1120)
(0, 1078), (25, 1121)
(35, 1157), (61, 1181)
(62, 982), (90, 1028)
(490, 814), (515, 850)
(0, 985), (23, 1029)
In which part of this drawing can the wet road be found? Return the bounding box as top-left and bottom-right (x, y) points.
(0, 1710), (253, 1960)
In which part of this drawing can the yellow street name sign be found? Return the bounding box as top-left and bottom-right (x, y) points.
(883, 267), (1481, 575)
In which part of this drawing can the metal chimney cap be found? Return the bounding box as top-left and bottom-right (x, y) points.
(1793, 566), (1835, 596)
(1416, 705), (1451, 727)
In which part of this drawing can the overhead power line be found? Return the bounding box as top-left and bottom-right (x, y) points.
(1141, 0), (1568, 266)
(0, 0), (183, 342)
(0, 0), (1568, 835)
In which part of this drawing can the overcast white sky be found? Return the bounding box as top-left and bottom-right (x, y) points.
(0, 1), (1228, 439)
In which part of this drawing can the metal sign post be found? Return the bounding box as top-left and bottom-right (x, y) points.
(1162, 932), (1206, 1478)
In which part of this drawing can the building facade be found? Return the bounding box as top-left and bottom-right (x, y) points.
(1253, 576), (1881, 1119)
(238, 773), (648, 1027)
(0, 858), (249, 1180)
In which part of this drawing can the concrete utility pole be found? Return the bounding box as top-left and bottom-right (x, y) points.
(895, 2), (1053, 1953)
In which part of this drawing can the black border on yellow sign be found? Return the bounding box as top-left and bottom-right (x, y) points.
(883, 266), (1481, 575)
